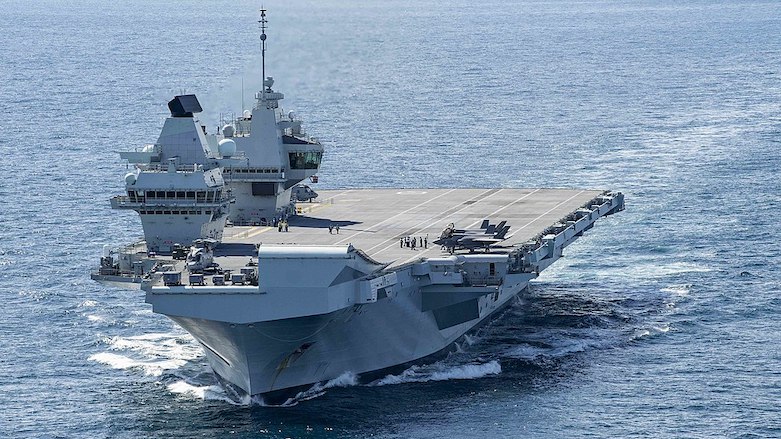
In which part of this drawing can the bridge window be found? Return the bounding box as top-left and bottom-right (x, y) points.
(289, 151), (321, 169)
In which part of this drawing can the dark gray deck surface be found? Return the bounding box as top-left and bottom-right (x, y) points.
(223, 188), (603, 268)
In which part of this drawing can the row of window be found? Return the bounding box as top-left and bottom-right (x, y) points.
(139, 210), (213, 215)
(289, 151), (322, 170)
(127, 190), (223, 202)
(224, 168), (280, 174)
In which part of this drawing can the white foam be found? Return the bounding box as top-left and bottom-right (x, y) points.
(661, 284), (691, 296)
(541, 259), (714, 283)
(505, 344), (548, 360)
(605, 262), (713, 280)
(89, 352), (138, 371)
(79, 300), (98, 307)
(653, 323), (671, 333)
(86, 314), (105, 322)
(372, 361), (501, 386)
(462, 333), (477, 346)
(167, 380), (249, 405)
(105, 333), (202, 361)
(429, 361), (501, 381)
(278, 371), (360, 406)
(322, 371), (359, 388)
(633, 323), (671, 341)
(90, 332), (202, 377)
(88, 352), (187, 377)
(504, 328), (623, 360)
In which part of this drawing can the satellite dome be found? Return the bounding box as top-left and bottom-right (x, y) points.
(124, 173), (137, 186)
(288, 110), (296, 120)
(218, 139), (237, 158)
(222, 124), (235, 137)
(243, 110), (252, 119)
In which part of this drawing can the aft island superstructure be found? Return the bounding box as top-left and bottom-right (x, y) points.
(92, 10), (624, 402)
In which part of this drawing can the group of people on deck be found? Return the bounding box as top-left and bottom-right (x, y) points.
(400, 235), (428, 250)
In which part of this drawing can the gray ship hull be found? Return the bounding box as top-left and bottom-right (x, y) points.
(165, 273), (530, 398)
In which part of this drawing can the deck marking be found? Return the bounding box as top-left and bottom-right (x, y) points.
(245, 226), (274, 239)
(299, 189), (356, 215)
(510, 190), (587, 233)
(464, 188), (543, 228)
(364, 188), (504, 253)
(394, 188), (543, 265)
(331, 189), (459, 245)
(228, 190), (355, 241)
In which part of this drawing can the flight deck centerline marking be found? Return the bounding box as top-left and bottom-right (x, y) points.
(331, 189), (459, 245)
(395, 188), (542, 265)
(364, 188), (504, 253)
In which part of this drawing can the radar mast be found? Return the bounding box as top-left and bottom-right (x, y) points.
(259, 8), (268, 98)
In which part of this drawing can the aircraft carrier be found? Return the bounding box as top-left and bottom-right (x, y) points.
(92, 10), (624, 402)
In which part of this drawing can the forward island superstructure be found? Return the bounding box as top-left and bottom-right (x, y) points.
(93, 11), (624, 402)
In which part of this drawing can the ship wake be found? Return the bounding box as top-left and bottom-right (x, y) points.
(89, 332), (203, 377)
(370, 360), (502, 387)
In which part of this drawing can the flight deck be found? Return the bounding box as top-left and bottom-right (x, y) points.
(224, 188), (605, 268)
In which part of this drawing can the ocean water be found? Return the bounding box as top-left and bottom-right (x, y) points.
(1, 0), (780, 437)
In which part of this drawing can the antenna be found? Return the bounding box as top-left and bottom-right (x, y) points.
(259, 8), (267, 97)
(241, 75), (244, 111)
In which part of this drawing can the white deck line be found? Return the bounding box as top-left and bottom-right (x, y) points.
(395, 188), (544, 265)
(331, 189), (459, 245)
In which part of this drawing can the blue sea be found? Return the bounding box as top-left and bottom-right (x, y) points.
(1, 0), (779, 437)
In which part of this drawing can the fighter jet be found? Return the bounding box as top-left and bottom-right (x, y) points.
(434, 220), (511, 253)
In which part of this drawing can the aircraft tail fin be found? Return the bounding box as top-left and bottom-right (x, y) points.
(494, 225), (510, 240)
